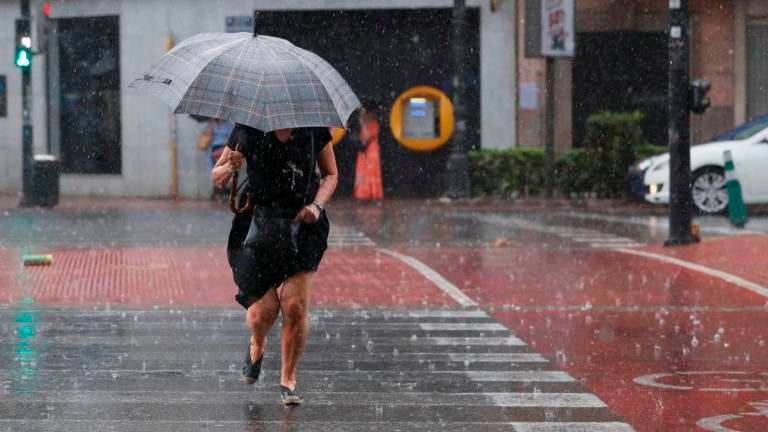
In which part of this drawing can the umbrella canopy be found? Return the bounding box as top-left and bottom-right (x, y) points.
(129, 33), (360, 132)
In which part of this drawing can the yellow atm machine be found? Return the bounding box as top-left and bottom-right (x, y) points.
(390, 86), (454, 152)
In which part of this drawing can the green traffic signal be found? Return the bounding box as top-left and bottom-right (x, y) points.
(15, 47), (32, 69)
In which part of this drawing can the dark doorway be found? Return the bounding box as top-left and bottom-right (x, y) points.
(255, 8), (480, 197)
(55, 16), (121, 174)
(573, 32), (668, 147)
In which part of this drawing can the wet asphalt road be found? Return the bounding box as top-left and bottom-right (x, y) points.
(1, 198), (767, 431)
(0, 307), (630, 432)
(1, 199), (766, 249)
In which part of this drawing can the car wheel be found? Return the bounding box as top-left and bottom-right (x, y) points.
(692, 167), (728, 215)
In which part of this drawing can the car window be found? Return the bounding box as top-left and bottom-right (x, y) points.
(713, 115), (768, 141)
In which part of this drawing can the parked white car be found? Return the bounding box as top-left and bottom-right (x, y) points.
(637, 115), (768, 214)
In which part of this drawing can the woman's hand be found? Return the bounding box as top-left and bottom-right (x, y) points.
(228, 150), (245, 171)
(294, 204), (321, 224)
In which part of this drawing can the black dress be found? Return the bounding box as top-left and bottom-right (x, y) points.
(226, 125), (331, 309)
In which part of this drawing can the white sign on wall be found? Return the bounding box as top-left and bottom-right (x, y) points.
(226, 16), (253, 33)
(541, 0), (575, 57)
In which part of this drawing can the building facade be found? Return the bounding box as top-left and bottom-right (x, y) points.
(0, 0), (516, 198)
(518, 0), (768, 154)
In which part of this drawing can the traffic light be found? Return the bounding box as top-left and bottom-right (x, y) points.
(690, 79), (711, 114)
(15, 19), (32, 70)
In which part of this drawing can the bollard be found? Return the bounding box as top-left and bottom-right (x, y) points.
(22, 254), (53, 266)
(723, 150), (748, 227)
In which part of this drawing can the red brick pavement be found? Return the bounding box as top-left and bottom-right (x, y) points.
(0, 247), (455, 308)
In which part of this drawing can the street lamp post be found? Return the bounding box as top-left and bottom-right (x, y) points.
(446, 0), (471, 199)
(18, 0), (34, 207)
(665, 0), (696, 246)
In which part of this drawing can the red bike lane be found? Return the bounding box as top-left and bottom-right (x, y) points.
(400, 235), (768, 432)
(0, 247), (455, 308)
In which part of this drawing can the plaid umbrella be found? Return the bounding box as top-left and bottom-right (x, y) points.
(129, 33), (361, 131)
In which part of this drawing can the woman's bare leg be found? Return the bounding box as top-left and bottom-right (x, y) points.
(278, 272), (313, 389)
(245, 288), (280, 363)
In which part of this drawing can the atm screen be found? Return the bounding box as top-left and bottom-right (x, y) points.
(404, 98), (437, 139)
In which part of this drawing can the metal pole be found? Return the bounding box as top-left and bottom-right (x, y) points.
(665, 0), (696, 246)
(165, 34), (178, 200)
(446, 0), (471, 199)
(20, 0), (34, 207)
(544, 57), (556, 198)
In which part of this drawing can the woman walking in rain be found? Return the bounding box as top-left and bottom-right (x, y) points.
(131, 32), (359, 404)
(212, 126), (336, 404)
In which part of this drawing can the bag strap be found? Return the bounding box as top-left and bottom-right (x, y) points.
(301, 131), (316, 206)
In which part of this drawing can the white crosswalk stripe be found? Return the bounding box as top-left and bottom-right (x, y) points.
(328, 225), (375, 247)
(0, 307), (635, 431)
(463, 213), (645, 250)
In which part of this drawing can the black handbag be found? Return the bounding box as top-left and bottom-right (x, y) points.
(243, 132), (315, 255)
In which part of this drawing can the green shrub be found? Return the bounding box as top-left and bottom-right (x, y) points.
(636, 143), (668, 161)
(581, 111), (648, 198)
(556, 149), (592, 195)
(469, 147), (545, 197)
(469, 111), (660, 198)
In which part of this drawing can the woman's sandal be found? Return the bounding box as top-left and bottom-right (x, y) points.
(241, 344), (263, 384)
(280, 385), (303, 405)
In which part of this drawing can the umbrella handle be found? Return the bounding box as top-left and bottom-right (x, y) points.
(228, 145), (253, 215)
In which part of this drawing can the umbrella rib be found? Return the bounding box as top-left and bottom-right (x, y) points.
(199, 34), (250, 59)
(164, 35), (249, 90)
(261, 39), (295, 131)
(245, 68), (267, 130)
(286, 49), (356, 124)
(282, 48), (324, 120)
(176, 35), (251, 113)
(213, 41), (248, 120)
